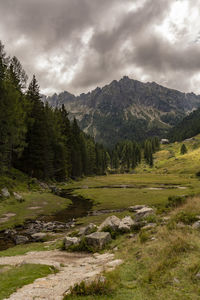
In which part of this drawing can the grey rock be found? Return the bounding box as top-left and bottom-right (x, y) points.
(192, 221), (200, 230)
(85, 232), (111, 250)
(39, 182), (49, 189)
(173, 277), (180, 284)
(118, 216), (135, 232)
(98, 275), (106, 283)
(142, 223), (157, 230)
(1, 187), (10, 198)
(99, 215), (120, 232)
(63, 237), (81, 249)
(134, 207), (154, 220)
(4, 229), (17, 236)
(127, 233), (137, 239)
(14, 235), (29, 245)
(31, 232), (47, 242)
(13, 192), (23, 201)
(129, 205), (146, 212)
(78, 223), (97, 236)
(196, 272), (200, 279)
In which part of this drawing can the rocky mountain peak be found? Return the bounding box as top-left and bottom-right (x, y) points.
(45, 77), (200, 147)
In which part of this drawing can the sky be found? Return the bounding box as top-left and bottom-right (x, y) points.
(0, 0), (200, 95)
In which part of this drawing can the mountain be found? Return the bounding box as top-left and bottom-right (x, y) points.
(44, 76), (200, 147)
(168, 107), (200, 142)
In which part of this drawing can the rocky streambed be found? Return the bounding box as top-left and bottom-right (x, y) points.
(0, 188), (93, 251)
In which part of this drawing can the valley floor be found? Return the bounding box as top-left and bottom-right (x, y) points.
(1, 138), (200, 299)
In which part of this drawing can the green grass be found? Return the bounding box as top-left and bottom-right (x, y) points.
(66, 173), (200, 219)
(66, 223), (200, 300)
(2, 137), (200, 299)
(0, 192), (72, 230)
(0, 263), (57, 300)
(64, 136), (200, 300)
(143, 133), (200, 175)
(0, 239), (63, 257)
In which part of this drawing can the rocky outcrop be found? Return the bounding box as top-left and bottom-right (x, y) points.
(1, 187), (10, 198)
(85, 232), (111, 251)
(118, 216), (135, 232)
(14, 235), (29, 245)
(98, 215), (120, 232)
(78, 223), (97, 236)
(13, 192), (24, 202)
(31, 232), (47, 242)
(129, 205), (146, 212)
(192, 221), (200, 230)
(63, 237), (81, 250)
(129, 205), (155, 221)
(45, 76), (200, 147)
(134, 207), (154, 221)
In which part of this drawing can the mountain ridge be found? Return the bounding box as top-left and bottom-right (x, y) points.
(44, 76), (200, 147)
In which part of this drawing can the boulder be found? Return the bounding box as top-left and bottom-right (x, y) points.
(192, 221), (200, 230)
(129, 205), (146, 212)
(1, 187), (10, 198)
(134, 207), (154, 220)
(142, 223), (157, 230)
(99, 215), (120, 232)
(118, 216), (135, 232)
(13, 192), (23, 201)
(78, 223), (97, 236)
(63, 236), (81, 250)
(31, 232), (47, 242)
(85, 232), (111, 250)
(14, 235), (29, 245)
(39, 182), (49, 189)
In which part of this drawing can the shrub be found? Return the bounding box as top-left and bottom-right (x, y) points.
(139, 230), (150, 243)
(68, 230), (79, 237)
(61, 238), (95, 253)
(180, 144), (187, 155)
(166, 195), (186, 208)
(101, 226), (120, 239)
(173, 211), (198, 225)
(64, 277), (113, 298)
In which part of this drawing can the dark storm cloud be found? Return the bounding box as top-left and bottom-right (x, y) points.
(0, 0), (200, 94)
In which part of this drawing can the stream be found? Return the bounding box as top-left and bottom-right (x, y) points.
(0, 184), (188, 251)
(0, 189), (93, 251)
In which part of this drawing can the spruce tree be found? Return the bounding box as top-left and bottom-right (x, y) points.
(180, 144), (187, 155)
(20, 75), (53, 179)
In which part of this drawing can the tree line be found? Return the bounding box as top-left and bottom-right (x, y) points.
(110, 137), (160, 172)
(0, 42), (109, 180)
(168, 107), (200, 142)
(0, 41), (160, 181)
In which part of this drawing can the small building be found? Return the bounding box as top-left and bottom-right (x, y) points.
(161, 138), (169, 144)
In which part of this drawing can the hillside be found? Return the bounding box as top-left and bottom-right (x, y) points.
(44, 76), (200, 147)
(135, 133), (200, 176)
(168, 107), (200, 142)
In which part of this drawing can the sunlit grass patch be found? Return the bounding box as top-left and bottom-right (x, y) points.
(0, 264), (57, 300)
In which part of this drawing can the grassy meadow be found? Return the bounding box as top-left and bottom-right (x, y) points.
(65, 136), (200, 299)
(1, 136), (200, 299)
(0, 264), (57, 300)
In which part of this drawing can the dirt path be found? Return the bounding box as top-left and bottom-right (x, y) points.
(0, 250), (122, 300)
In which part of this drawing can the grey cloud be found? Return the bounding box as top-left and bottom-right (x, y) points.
(0, 0), (200, 95)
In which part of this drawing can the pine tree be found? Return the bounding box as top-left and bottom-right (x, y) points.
(180, 144), (187, 155)
(20, 75), (53, 179)
(0, 43), (27, 173)
(71, 118), (82, 177)
(144, 140), (153, 167)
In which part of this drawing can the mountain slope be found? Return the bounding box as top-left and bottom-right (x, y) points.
(168, 107), (200, 142)
(44, 76), (200, 147)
